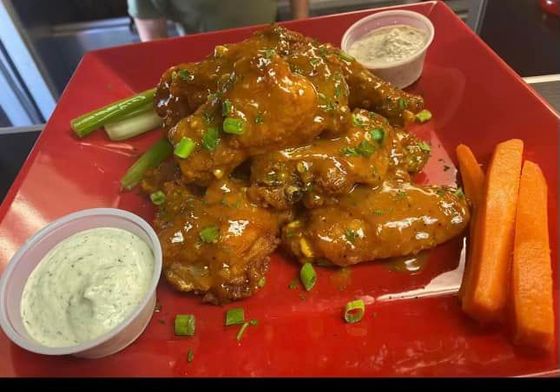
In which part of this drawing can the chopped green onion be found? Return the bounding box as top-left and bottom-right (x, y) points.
(257, 277), (266, 288)
(370, 128), (385, 142)
(351, 113), (365, 127)
(355, 141), (374, 157)
(344, 299), (365, 323)
(261, 48), (276, 59)
(338, 51), (354, 62)
(344, 229), (358, 244)
(236, 322), (250, 341)
(199, 225), (220, 244)
(300, 263), (317, 291)
(309, 57), (321, 67)
(202, 127), (220, 150)
(222, 99), (233, 116)
(415, 109), (432, 123)
(174, 137), (196, 158)
(71, 88), (156, 138)
(223, 117), (246, 135)
(178, 69), (193, 81)
(454, 187), (464, 198)
(120, 138), (173, 191)
(187, 349), (194, 363)
(150, 191), (166, 205)
(398, 98), (408, 109)
(254, 113), (264, 124)
(174, 314), (196, 336)
(341, 146), (359, 157)
(249, 319), (259, 326)
(342, 142), (374, 157)
(104, 108), (162, 141)
(418, 141), (432, 153)
(373, 209), (384, 216)
(226, 308), (245, 326)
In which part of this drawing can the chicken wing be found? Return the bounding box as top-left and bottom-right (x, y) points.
(153, 177), (290, 304)
(248, 109), (430, 210)
(282, 182), (470, 266)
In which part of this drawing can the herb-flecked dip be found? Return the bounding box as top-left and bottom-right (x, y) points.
(20, 227), (154, 347)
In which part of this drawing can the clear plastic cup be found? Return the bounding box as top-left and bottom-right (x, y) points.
(0, 208), (162, 359)
(341, 10), (435, 89)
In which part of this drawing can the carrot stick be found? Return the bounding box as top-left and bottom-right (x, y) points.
(511, 161), (554, 350)
(456, 144), (485, 208)
(456, 144), (485, 299)
(460, 139), (524, 324)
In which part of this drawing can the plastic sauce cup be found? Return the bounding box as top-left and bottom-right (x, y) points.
(341, 10), (435, 89)
(0, 208), (162, 359)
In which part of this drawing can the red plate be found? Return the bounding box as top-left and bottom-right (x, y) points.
(0, 1), (558, 376)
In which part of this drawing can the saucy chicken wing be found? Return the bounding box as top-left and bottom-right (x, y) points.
(248, 109), (430, 210)
(151, 177), (289, 304)
(282, 182), (470, 266)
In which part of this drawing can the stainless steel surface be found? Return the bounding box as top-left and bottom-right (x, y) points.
(466, 0), (487, 33)
(0, 0), (57, 122)
(0, 41), (42, 126)
(524, 74), (560, 114)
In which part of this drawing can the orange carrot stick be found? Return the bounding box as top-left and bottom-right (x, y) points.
(461, 139), (524, 324)
(456, 144), (485, 208)
(456, 144), (485, 299)
(511, 161), (554, 350)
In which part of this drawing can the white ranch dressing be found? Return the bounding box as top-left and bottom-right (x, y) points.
(348, 25), (428, 66)
(20, 227), (154, 348)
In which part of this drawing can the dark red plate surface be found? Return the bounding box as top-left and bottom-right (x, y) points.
(0, 1), (558, 376)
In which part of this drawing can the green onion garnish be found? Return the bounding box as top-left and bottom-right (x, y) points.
(222, 99), (233, 116)
(418, 141), (432, 153)
(178, 69), (193, 81)
(398, 98), (408, 109)
(199, 225), (219, 244)
(174, 137), (196, 158)
(257, 277), (266, 288)
(344, 299), (365, 323)
(202, 127), (220, 151)
(226, 308), (245, 326)
(351, 113), (365, 127)
(254, 113), (264, 124)
(249, 319), (259, 326)
(120, 138), (172, 191)
(223, 117), (246, 135)
(236, 322), (250, 341)
(187, 349), (194, 363)
(150, 190), (166, 205)
(370, 128), (385, 142)
(300, 263), (317, 291)
(341, 147), (359, 157)
(454, 187), (464, 198)
(344, 229), (358, 244)
(174, 314), (196, 336)
(71, 88), (156, 138)
(415, 109), (432, 123)
(338, 51), (354, 62)
(355, 140), (374, 157)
